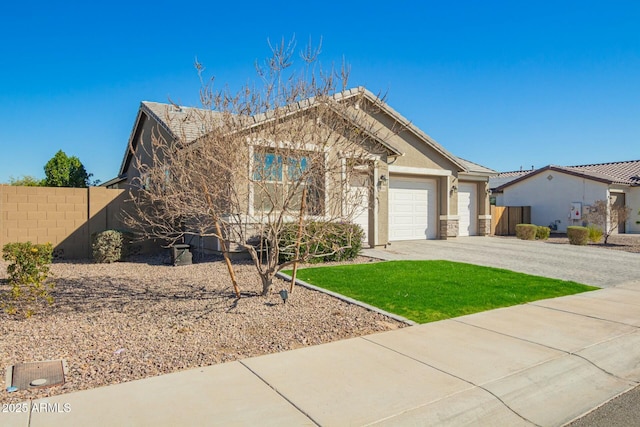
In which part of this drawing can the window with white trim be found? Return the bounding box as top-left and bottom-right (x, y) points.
(252, 149), (324, 215)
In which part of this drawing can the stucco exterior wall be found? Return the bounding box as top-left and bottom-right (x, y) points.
(501, 171), (609, 232)
(118, 98), (493, 249)
(122, 114), (176, 187)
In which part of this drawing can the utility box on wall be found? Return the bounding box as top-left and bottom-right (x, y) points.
(570, 202), (582, 220)
(171, 244), (192, 266)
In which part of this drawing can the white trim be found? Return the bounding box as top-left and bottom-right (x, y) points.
(478, 215), (492, 220)
(458, 173), (493, 181)
(439, 215), (459, 220)
(373, 165), (379, 246)
(248, 138), (329, 153)
(389, 165), (452, 177)
(338, 150), (381, 161)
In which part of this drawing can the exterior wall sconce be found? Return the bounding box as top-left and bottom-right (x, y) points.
(450, 185), (457, 195)
(379, 175), (388, 185)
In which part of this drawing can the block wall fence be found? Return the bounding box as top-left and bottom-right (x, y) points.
(0, 185), (128, 259)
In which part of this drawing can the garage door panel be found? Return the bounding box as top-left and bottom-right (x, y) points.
(389, 178), (437, 240)
(393, 217), (416, 226)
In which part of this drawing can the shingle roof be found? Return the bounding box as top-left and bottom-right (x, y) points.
(456, 157), (497, 176)
(120, 88), (494, 178)
(141, 102), (224, 144)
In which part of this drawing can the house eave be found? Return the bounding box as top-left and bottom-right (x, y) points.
(494, 165), (616, 192)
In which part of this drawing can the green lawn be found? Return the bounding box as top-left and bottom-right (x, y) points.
(284, 260), (598, 324)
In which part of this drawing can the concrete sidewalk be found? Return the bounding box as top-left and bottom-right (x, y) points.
(3, 280), (639, 426)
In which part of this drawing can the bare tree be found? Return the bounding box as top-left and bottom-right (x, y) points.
(124, 38), (392, 296)
(585, 199), (631, 244)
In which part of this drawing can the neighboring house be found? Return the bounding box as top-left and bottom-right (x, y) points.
(492, 160), (640, 233)
(106, 87), (495, 248)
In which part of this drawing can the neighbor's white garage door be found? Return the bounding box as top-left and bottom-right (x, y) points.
(458, 182), (477, 236)
(389, 177), (437, 240)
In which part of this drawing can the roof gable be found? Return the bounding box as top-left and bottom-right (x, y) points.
(495, 160), (640, 191)
(344, 88), (469, 171)
(114, 87), (496, 180)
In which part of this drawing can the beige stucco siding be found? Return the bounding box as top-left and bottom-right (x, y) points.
(118, 95), (494, 249)
(123, 114), (177, 187)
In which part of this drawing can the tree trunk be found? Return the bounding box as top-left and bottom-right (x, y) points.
(260, 273), (273, 296)
(290, 187), (307, 293)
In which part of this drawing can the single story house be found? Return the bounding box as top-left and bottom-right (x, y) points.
(491, 160), (640, 233)
(106, 87), (495, 248)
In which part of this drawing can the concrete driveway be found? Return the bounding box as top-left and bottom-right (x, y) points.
(363, 236), (640, 288)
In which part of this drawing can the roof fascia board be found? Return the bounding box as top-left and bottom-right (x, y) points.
(458, 172), (492, 181)
(388, 165), (452, 177)
(140, 102), (180, 141)
(495, 165), (617, 192)
(118, 106), (146, 176)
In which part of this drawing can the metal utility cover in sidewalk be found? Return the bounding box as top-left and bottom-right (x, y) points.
(7, 360), (66, 390)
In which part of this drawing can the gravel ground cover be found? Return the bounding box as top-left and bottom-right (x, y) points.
(0, 255), (404, 405)
(544, 233), (640, 253)
(2, 235), (638, 405)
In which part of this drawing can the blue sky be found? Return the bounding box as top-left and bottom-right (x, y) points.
(1, 1), (638, 184)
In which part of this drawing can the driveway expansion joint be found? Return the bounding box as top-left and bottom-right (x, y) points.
(360, 336), (539, 426)
(237, 360), (321, 427)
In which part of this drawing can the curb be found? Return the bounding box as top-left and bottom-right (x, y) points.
(276, 272), (417, 326)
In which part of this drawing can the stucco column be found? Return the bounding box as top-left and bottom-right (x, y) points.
(375, 161), (389, 246)
(439, 175), (459, 239)
(478, 181), (491, 236)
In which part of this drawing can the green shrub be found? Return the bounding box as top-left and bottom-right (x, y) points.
(587, 225), (603, 243)
(91, 230), (132, 263)
(567, 226), (589, 245)
(515, 224), (537, 240)
(535, 226), (550, 240)
(1, 242), (54, 317)
(277, 221), (364, 263)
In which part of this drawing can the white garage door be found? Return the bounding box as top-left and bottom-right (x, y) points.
(389, 177), (437, 240)
(458, 183), (477, 236)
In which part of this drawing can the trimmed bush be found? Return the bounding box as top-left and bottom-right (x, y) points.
(277, 221), (364, 263)
(91, 230), (132, 263)
(587, 225), (603, 243)
(1, 242), (54, 317)
(567, 226), (589, 245)
(535, 226), (550, 240)
(515, 224), (537, 240)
